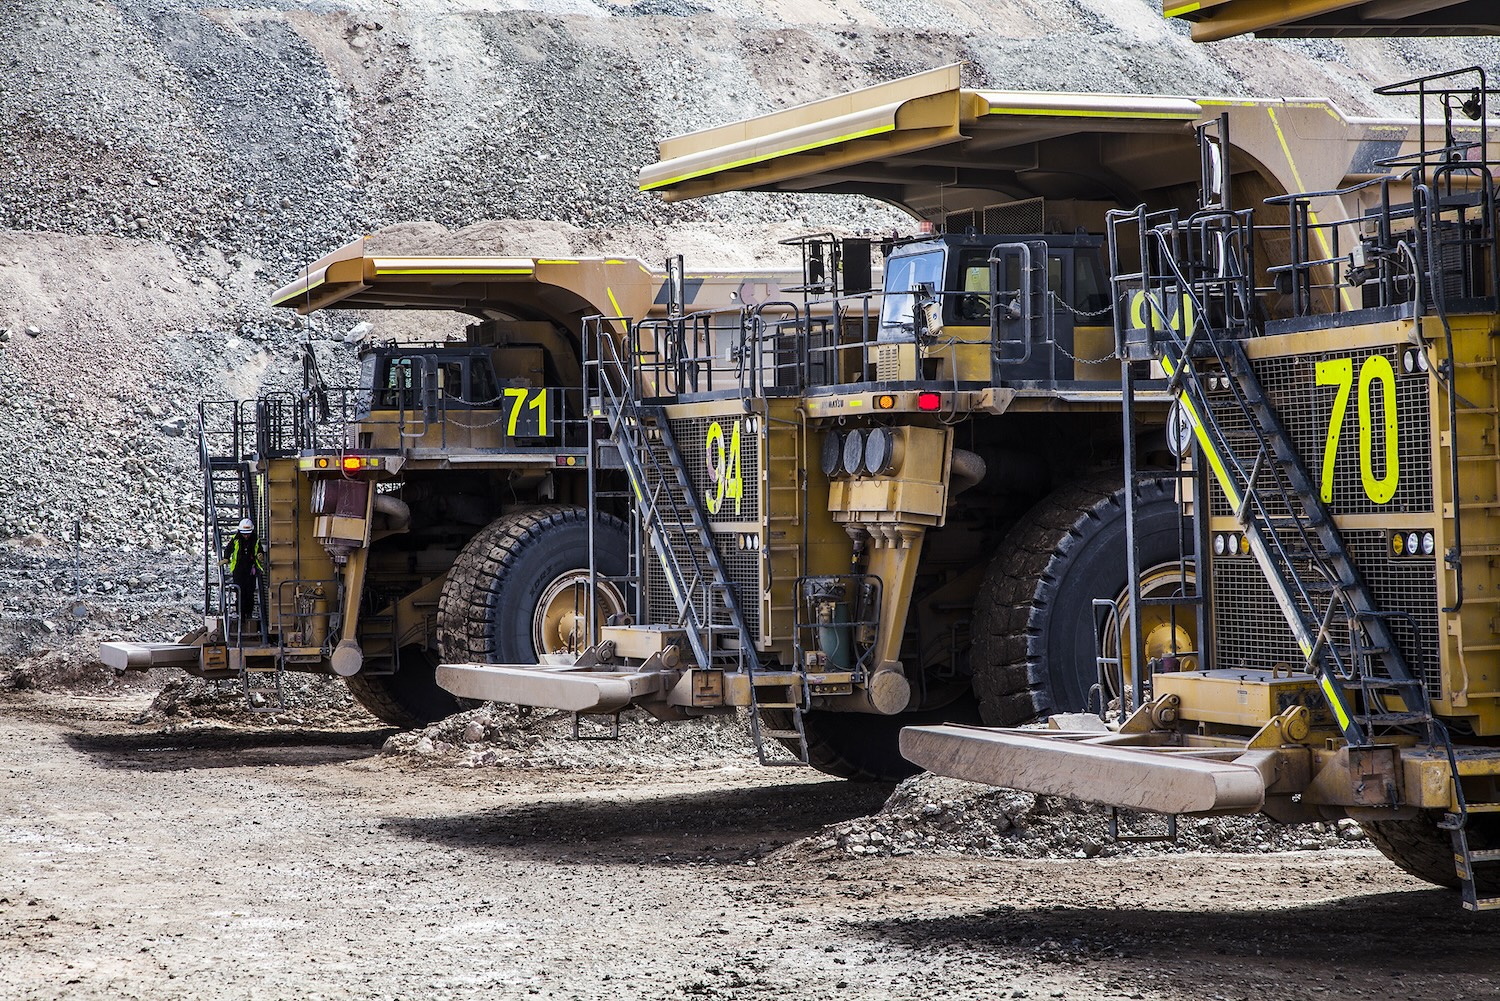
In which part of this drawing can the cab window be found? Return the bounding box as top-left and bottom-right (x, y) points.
(437, 361), (464, 401)
(960, 248), (1068, 311)
(469, 357), (500, 405)
(378, 356), (419, 409)
(879, 249), (945, 338)
(1074, 253), (1110, 315)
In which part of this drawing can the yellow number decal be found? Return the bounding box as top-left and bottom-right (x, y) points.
(1316, 355), (1399, 505)
(1127, 290), (1195, 335)
(704, 420), (744, 516)
(1358, 354), (1399, 504)
(527, 387), (547, 431)
(503, 387), (528, 436)
(726, 421), (743, 515)
(1314, 358), (1353, 503)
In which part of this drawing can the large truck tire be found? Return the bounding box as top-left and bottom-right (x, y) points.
(761, 699), (982, 783)
(345, 647), (463, 729)
(437, 506), (630, 667)
(971, 474), (1188, 726)
(1365, 813), (1500, 891)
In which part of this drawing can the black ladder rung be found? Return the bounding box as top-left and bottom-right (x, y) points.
(1468, 848), (1500, 863)
(1343, 676), (1419, 691)
(1138, 594), (1201, 607)
(760, 728), (803, 740)
(1358, 711), (1432, 726)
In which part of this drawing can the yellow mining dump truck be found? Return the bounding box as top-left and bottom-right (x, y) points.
(434, 65), (1451, 780)
(101, 239), (796, 725)
(903, 66), (1500, 909)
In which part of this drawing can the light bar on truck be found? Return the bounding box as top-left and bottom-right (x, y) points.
(300, 454), (386, 473)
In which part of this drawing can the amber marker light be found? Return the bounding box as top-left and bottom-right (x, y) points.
(876, 394), (896, 410)
(316, 457), (330, 469)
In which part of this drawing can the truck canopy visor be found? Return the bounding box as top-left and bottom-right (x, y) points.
(1164, 1), (1500, 41)
(269, 237), (541, 314)
(641, 63), (1486, 228)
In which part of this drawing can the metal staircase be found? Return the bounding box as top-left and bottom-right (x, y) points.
(198, 401), (258, 628)
(1113, 206), (1434, 749)
(586, 318), (809, 764)
(199, 399), (288, 712)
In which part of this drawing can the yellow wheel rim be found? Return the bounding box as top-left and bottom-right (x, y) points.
(532, 571), (626, 656)
(1099, 561), (1197, 700)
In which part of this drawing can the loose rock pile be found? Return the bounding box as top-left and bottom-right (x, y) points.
(382, 701), (772, 770)
(128, 673), (376, 729)
(776, 773), (1368, 863)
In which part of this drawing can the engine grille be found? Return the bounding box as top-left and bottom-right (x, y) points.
(660, 414), (762, 522)
(1207, 344), (1432, 518)
(642, 415), (763, 641)
(1211, 529), (1441, 698)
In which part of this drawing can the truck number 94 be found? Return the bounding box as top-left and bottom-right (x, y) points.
(705, 419), (744, 516)
(1314, 355), (1398, 504)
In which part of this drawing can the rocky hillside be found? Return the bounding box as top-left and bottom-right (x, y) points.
(1, 0), (1496, 685)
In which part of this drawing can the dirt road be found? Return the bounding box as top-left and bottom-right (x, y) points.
(2, 693), (1496, 1001)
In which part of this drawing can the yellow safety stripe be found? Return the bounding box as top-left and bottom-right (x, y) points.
(269, 282), (322, 306)
(1320, 674), (1353, 733)
(1160, 356), (1242, 510)
(1163, 2), (1200, 17)
(606, 287), (624, 319)
(370, 266), (534, 276)
(641, 123), (896, 191)
(985, 107), (1198, 120)
(1266, 106), (1353, 311)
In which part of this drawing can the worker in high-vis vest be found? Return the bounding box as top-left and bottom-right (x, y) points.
(221, 517), (266, 623)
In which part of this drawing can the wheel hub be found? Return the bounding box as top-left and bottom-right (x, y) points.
(532, 571), (626, 656)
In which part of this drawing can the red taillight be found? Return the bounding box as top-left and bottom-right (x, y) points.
(917, 392), (942, 412)
(341, 455), (362, 472)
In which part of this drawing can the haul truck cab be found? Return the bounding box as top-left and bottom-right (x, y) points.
(434, 65), (1441, 780)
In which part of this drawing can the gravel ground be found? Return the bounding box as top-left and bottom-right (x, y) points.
(2, 693), (1496, 1001)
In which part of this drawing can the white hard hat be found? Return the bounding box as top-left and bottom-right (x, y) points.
(237, 518), (254, 534)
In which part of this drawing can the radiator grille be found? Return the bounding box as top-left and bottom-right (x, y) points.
(1207, 344), (1432, 518)
(641, 415), (763, 642)
(1211, 529), (1440, 698)
(661, 415), (761, 522)
(944, 197), (1045, 236)
(645, 532), (762, 640)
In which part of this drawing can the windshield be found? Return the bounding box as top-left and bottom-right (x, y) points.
(879, 249), (944, 340)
